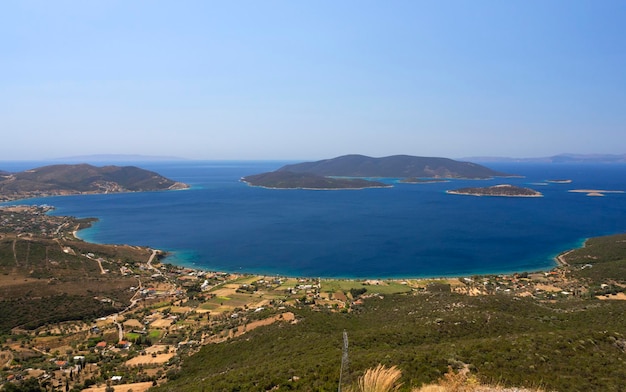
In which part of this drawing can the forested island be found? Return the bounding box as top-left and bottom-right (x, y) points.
(447, 184), (543, 197)
(241, 171), (390, 190)
(243, 154), (509, 190)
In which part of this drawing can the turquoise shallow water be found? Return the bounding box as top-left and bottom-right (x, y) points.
(3, 161), (626, 278)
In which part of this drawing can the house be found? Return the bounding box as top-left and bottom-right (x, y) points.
(95, 341), (107, 349)
(117, 340), (131, 349)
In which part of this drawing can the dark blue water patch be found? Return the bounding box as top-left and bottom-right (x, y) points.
(3, 161), (626, 278)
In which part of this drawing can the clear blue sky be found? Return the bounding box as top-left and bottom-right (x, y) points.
(1, 0), (625, 160)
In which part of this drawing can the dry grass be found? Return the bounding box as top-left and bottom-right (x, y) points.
(413, 367), (545, 392)
(349, 364), (403, 392)
(82, 381), (154, 392)
(351, 365), (545, 392)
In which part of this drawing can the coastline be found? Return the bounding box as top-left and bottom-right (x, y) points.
(5, 206), (626, 392)
(240, 178), (393, 191)
(556, 249), (574, 266)
(58, 203), (564, 281)
(1, 197), (591, 282)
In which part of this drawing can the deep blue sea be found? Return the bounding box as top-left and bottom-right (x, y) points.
(2, 161), (626, 279)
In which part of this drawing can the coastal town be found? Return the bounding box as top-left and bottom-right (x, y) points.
(1, 205), (624, 391)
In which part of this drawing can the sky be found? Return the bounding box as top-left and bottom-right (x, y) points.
(1, 0), (625, 161)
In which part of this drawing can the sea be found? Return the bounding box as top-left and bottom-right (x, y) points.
(2, 160), (626, 279)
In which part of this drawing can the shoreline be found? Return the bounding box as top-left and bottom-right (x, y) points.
(2, 201), (580, 282)
(556, 249), (574, 266)
(62, 208), (565, 281)
(240, 178), (393, 191)
(136, 242), (562, 282)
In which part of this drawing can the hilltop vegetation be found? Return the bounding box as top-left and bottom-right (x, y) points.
(278, 155), (507, 179)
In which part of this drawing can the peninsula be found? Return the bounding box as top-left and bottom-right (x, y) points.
(447, 184), (543, 197)
(243, 154), (509, 189)
(0, 164), (189, 201)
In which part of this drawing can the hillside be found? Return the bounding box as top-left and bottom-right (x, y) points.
(0, 164), (188, 201)
(278, 155), (508, 179)
(151, 234), (626, 392)
(155, 282), (626, 392)
(0, 206), (156, 334)
(241, 171), (390, 190)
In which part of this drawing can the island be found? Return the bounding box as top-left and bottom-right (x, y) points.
(546, 179), (572, 184)
(241, 171), (390, 190)
(568, 189), (625, 197)
(447, 184), (543, 197)
(0, 164), (189, 201)
(243, 154), (510, 190)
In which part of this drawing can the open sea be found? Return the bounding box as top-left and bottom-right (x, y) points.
(2, 161), (626, 279)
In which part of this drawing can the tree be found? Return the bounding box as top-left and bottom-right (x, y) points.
(3, 378), (44, 392)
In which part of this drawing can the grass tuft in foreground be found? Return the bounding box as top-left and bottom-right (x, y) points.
(349, 364), (403, 392)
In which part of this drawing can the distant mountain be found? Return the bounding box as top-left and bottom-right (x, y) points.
(54, 154), (187, 162)
(463, 153), (626, 164)
(0, 164), (189, 201)
(550, 154), (626, 163)
(277, 154), (507, 179)
(242, 171), (389, 190)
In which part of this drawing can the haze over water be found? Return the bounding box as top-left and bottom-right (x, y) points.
(5, 161), (626, 278)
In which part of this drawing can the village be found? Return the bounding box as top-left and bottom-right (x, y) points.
(0, 205), (621, 391)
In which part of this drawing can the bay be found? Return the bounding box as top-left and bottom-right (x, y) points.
(3, 161), (626, 279)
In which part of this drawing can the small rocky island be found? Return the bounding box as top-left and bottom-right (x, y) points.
(447, 184), (543, 197)
(0, 164), (189, 201)
(546, 179), (572, 184)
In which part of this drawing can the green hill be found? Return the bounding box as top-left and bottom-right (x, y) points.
(278, 154), (508, 179)
(242, 171), (390, 189)
(0, 164), (188, 200)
